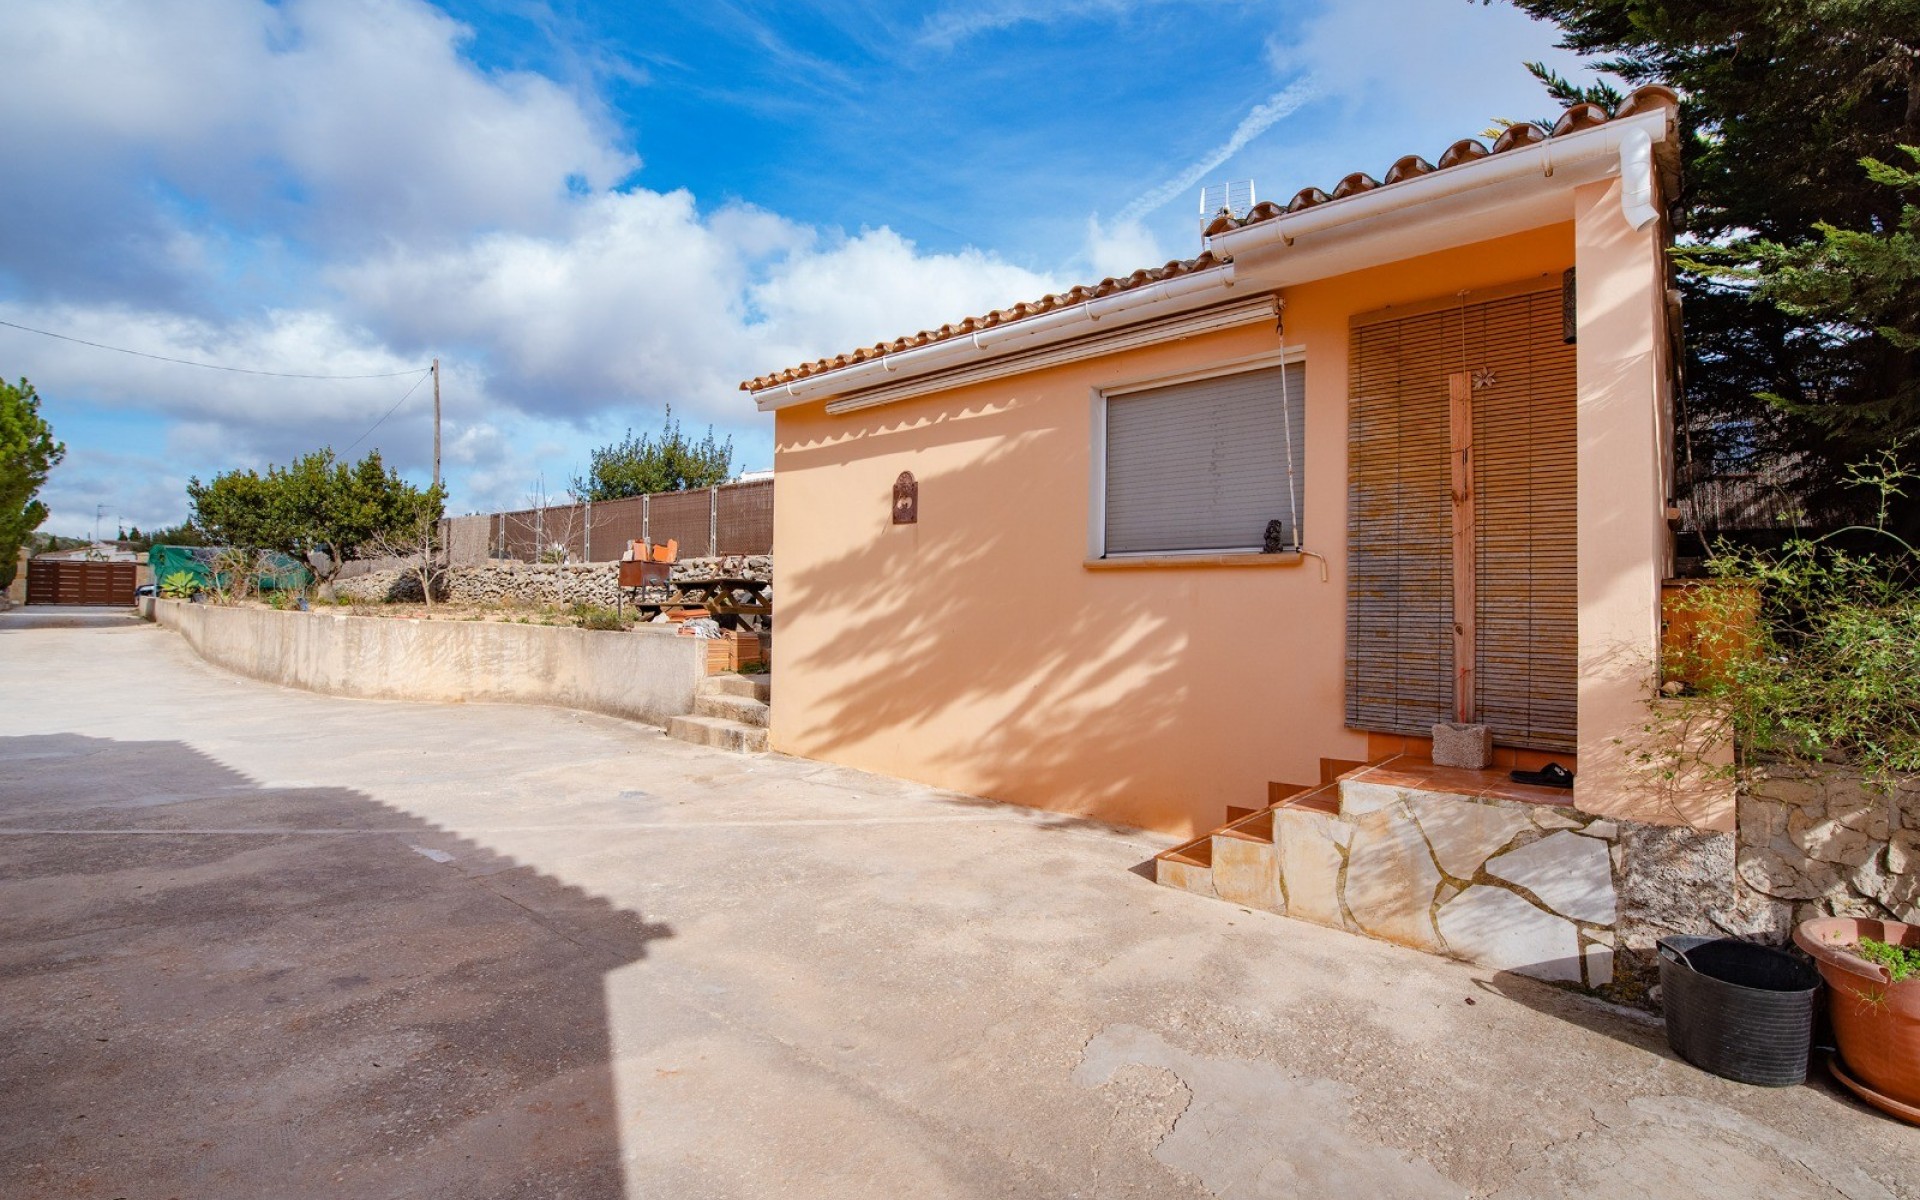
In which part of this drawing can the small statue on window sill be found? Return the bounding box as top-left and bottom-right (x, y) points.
(1262, 520), (1287, 554)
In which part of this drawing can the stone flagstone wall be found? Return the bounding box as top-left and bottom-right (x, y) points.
(1195, 784), (1621, 992)
(1163, 757), (1920, 1004)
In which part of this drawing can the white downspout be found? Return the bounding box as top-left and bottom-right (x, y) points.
(1617, 125), (1659, 231)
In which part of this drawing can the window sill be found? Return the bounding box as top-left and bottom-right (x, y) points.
(1083, 551), (1304, 571)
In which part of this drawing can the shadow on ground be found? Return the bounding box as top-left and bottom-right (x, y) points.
(1474, 968), (1875, 1115)
(0, 732), (670, 1199)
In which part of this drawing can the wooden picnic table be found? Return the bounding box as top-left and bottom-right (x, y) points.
(622, 575), (771, 631)
(675, 577), (771, 628)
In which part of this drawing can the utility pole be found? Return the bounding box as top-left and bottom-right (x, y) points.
(431, 358), (442, 493)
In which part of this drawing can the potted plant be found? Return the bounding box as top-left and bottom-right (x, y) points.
(1794, 917), (1920, 1123)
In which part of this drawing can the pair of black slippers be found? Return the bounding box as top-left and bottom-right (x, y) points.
(1510, 762), (1575, 789)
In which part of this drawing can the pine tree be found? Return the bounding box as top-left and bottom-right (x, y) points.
(1498, 0), (1920, 532)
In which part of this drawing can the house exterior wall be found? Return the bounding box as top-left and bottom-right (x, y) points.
(772, 224), (1581, 839)
(1568, 177), (1732, 832)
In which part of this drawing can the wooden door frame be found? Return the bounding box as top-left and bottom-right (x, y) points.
(1448, 371), (1476, 724)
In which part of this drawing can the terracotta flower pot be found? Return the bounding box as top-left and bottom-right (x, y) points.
(1794, 917), (1920, 1122)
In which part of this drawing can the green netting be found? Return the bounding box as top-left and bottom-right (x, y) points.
(149, 545), (312, 593)
(149, 545), (214, 591)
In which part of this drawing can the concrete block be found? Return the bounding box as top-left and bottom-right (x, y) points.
(694, 693), (770, 727)
(666, 715), (769, 753)
(1430, 722), (1492, 769)
(154, 599), (704, 728)
(706, 672), (772, 702)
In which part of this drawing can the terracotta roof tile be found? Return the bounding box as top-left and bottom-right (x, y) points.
(741, 85), (1678, 394)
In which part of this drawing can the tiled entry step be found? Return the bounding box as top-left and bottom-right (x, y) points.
(1155, 761), (1617, 990)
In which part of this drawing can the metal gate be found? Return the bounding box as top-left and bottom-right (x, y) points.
(25, 560), (138, 606)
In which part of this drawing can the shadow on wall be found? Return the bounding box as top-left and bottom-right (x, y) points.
(0, 732), (671, 1199)
(779, 414), (1204, 834)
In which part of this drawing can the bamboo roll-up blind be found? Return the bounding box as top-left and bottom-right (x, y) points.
(1346, 284), (1577, 751)
(1346, 316), (1454, 736)
(1468, 290), (1577, 751)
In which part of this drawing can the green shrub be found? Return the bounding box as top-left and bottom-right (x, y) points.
(1679, 448), (1920, 783)
(569, 602), (627, 631)
(159, 570), (198, 599)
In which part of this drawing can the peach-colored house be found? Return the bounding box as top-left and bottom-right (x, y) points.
(744, 88), (1723, 990)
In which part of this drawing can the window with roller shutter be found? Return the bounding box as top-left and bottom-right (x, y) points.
(1101, 361), (1307, 556)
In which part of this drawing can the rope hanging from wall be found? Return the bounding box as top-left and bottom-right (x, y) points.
(1278, 323), (1302, 551)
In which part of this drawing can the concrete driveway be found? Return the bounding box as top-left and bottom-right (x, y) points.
(1, 615), (1914, 1199)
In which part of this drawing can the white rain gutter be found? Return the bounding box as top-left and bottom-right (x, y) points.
(751, 259), (1238, 411)
(1205, 106), (1670, 259)
(826, 294), (1279, 414)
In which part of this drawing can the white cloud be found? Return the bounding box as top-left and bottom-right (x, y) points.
(0, 0), (636, 298)
(745, 228), (1060, 366)
(2, 0), (1062, 530)
(1081, 216), (1169, 279)
(917, 0), (1141, 48)
(332, 198), (1058, 419)
(8, 0), (1593, 536)
(1264, 1), (1592, 151)
(1075, 0), (1588, 277)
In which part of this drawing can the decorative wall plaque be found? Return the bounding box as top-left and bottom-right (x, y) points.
(892, 471), (918, 524)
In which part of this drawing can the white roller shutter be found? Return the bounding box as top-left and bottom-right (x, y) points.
(1103, 362), (1305, 554)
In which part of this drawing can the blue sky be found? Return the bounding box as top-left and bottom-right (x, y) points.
(1, 0), (1593, 536)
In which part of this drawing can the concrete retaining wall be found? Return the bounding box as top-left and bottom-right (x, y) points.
(154, 599), (704, 728)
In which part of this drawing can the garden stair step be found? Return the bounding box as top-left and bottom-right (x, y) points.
(694, 693), (770, 727)
(666, 714), (769, 753)
(1153, 779), (1341, 900)
(706, 673), (771, 702)
(667, 673), (772, 753)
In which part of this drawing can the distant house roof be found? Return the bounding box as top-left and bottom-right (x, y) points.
(739, 85), (1678, 397)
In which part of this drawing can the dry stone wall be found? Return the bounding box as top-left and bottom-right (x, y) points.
(332, 555), (772, 609)
(1736, 762), (1920, 927)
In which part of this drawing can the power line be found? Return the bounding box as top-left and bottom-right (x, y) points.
(342, 370), (435, 455)
(0, 317), (431, 379)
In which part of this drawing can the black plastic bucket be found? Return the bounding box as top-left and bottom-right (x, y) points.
(1659, 936), (1820, 1087)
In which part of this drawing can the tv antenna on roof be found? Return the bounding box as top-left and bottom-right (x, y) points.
(1199, 180), (1256, 233)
